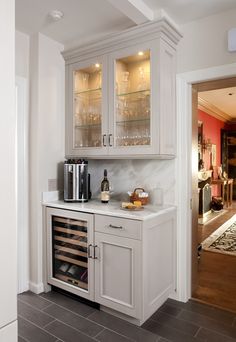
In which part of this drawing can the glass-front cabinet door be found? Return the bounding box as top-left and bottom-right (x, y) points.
(109, 43), (157, 156)
(46, 208), (94, 301)
(66, 56), (108, 156)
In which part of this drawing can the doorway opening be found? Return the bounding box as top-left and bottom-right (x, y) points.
(191, 77), (236, 312)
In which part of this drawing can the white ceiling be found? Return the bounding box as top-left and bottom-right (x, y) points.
(199, 87), (236, 119)
(16, 0), (236, 50)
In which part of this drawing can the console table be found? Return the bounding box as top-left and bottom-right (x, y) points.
(211, 178), (233, 207)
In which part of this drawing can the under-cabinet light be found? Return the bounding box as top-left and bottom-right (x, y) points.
(138, 51), (144, 56)
(95, 63), (100, 68)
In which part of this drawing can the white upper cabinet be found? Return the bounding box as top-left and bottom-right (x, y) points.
(64, 19), (181, 159)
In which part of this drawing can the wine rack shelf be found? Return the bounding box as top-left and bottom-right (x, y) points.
(52, 215), (89, 293)
(55, 273), (88, 290)
(55, 254), (88, 268)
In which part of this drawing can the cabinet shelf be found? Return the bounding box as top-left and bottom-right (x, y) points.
(75, 87), (102, 96)
(75, 123), (101, 129)
(116, 118), (150, 125)
(116, 89), (150, 97)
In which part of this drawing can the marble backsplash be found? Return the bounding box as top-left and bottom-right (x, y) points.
(88, 159), (175, 205)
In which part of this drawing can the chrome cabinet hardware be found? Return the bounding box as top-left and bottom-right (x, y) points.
(108, 224), (123, 230)
(93, 245), (98, 259)
(102, 134), (107, 147)
(88, 244), (93, 258)
(108, 134), (112, 147)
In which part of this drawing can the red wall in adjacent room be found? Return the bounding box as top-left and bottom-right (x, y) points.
(198, 110), (225, 170)
(198, 110), (225, 197)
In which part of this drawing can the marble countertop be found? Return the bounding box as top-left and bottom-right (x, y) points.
(43, 199), (175, 221)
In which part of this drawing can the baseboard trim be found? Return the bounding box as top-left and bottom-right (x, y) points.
(29, 281), (44, 294)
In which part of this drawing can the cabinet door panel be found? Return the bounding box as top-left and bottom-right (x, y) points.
(66, 55), (109, 157)
(108, 42), (158, 156)
(95, 232), (141, 318)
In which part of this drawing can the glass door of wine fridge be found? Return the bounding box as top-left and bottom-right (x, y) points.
(46, 207), (94, 301)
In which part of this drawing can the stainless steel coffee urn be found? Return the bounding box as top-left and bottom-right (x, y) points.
(64, 159), (91, 202)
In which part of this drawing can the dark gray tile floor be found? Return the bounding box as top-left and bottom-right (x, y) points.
(18, 291), (236, 342)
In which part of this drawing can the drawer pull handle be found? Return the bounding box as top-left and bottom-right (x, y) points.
(108, 224), (123, 230)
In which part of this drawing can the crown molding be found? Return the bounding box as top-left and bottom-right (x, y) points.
(198, 97), (232, 123)
(62, 17), (182, 64)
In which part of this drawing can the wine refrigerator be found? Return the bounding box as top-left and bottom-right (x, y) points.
(46, 207), (94, 300)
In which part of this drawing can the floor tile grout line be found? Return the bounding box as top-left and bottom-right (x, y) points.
(18, 300), (59, 326)
(18, 333), (31, 342)
(45, 316), (111, 341)
(193, 326), (202, 338)
(18, 296), (55, 313)
(43, 319), (57, 329)
(19, 293), (53, 306)
(95, 326), (139, 342)
(195, 325), (236, 341)
(42, 301), (108, 331)
(92, 327), (106, 339)
(145, 316), (201, 339)
(18, 297), (55, 315)
(18, 315), (63, 341)
(167, 300), (236, 322)
(144, 318), (207, 340)
(178, 307), (236, 330)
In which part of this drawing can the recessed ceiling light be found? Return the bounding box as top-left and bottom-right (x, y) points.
(138, 51), (144, 56)
(49, 10), (64, 21)
(228, 92), (234, 95)
(95, 63), (100, 68)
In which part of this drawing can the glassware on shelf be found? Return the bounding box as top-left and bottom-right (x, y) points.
(119, 71), (130, 94)
(137, 67), (150, 91)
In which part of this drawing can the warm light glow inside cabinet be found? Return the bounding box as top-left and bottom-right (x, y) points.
(64, 19), (181, 158)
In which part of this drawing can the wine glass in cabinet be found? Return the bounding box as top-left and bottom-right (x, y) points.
(66, 56), (108, 156)
(109, 45), (157, 156)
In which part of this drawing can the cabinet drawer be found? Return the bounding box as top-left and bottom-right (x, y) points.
(95, 214), (142, 240)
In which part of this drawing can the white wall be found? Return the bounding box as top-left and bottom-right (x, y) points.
(177, 8), (236, 73)
(0, 0), (17, 338)
(29, 33), (65, 292)
(16, 30), (29, 78)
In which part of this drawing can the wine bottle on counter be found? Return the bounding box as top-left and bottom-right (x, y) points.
(101, 169), (110, 203)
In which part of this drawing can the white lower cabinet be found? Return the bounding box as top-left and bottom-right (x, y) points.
(46, 206), (176, 325)
(94, 232), (141, 319)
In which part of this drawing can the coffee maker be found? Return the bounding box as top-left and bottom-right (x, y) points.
(64, 159), (91, 202)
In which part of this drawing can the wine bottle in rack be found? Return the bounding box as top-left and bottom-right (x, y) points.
(101, 169), (110, 203)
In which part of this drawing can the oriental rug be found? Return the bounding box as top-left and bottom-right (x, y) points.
(202, 214), (236, 256)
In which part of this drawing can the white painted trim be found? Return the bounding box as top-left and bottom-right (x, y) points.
(107, 0), (154, 24)
(176, 62), (236, 302)
(29, 281), (44, 294)
(16, 76), (29, 294)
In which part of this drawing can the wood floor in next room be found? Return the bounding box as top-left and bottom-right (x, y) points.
(193, 202), (236, 312)
(18, 290), (236, 342)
